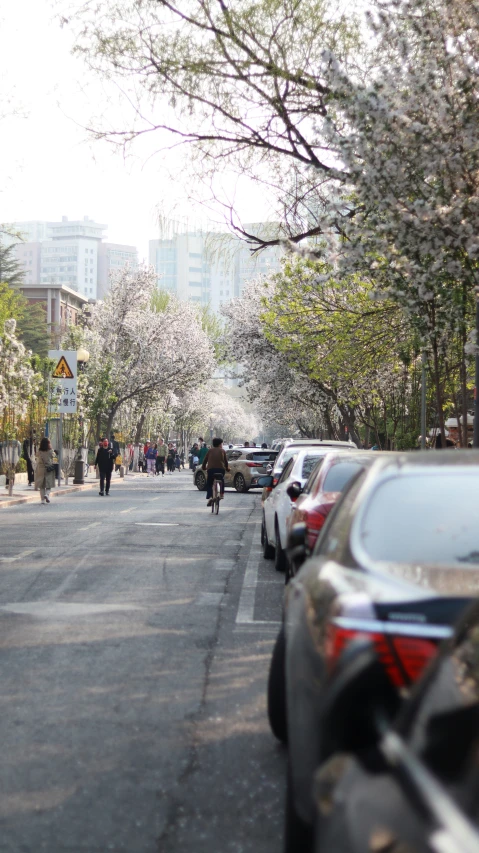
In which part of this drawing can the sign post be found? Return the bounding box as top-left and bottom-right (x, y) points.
(48, 350), (78, 486)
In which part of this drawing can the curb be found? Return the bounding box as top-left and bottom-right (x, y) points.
(0, 481), (98, 509)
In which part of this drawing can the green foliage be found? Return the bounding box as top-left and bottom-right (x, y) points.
(0, 281), (24, 328)
(0, 242), (25, 288)
(151, 288), (171, 313)
(16, 302), (50, 357)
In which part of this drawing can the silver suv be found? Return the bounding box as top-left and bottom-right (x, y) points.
(194, 447), (278, 493)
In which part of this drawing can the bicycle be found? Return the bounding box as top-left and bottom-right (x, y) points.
(211, 473), (224, 514)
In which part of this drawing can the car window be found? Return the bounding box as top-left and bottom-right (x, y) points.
(323, 461), (365, 493)
(303, 458), (324, 494)
(247, 452), (278, 462)
(227, 450), (242, 460)
(358, 472), (479, 567)
(301, 454), (324, 479)
(277, 455), (296, 484)
(313, 470), (368, 560)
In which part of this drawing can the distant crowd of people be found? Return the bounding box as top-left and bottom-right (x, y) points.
(138, 439), (185, 476)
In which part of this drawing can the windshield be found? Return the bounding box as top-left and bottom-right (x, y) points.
(358, 472), (479, 566)
(301, 454), (324, 479)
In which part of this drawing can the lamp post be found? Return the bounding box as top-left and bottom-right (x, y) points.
(73, 348), (90, 484)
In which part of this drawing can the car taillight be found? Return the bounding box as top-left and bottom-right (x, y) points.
(273, 477), (279, 487)
(246, 461), (259, 468)
(326, 624), (438, 687)
(307, 506), (329, 532)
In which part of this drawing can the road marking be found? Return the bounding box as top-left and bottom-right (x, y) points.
(78, 521), (102, 531)
(236, 521), (264, 625)
(135, 522), (179, 527)
(195, 592), (224, 606)
(236, 521), (285, 626)
(119, 507), (138, 514)
(0, 548), (34, 563)
(0, 601), (142, 618)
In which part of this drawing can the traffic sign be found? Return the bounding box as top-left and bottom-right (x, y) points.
(48, 350), (78, 413)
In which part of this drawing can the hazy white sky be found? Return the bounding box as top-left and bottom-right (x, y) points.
(0, 0), (270, 260)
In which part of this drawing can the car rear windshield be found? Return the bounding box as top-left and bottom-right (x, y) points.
(246, 452), (278, 462)
(358, 472), (479, 566)
(323, 461), (365, 493)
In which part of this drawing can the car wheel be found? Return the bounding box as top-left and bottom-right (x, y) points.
(267, 625), (287, 744)
(263, 516), (275, 559)
(275, 520), (287, 573)
(234, 472), (248, 493)
(285, 760), (313, 853)
(195, 470), (206, 491)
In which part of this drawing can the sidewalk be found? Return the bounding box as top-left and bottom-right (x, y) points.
(0, 472), (142, 509)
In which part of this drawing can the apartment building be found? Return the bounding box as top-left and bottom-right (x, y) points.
(149, 223), (283, 312)
(6, 217), (138, 300)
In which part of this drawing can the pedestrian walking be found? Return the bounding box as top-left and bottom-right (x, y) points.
(175, 451), (181, 470)
(146, 443), (158, 477)
(179, 449), (185, 469)
(95, 438), (115, 496)
(167, 443), (176, 473)
(156, 438), (167, 476)
(189, 443), (199, 469)
(35, 437), (55, 504)
(23, 437), (35, 487)
(197, 440), (209, 467)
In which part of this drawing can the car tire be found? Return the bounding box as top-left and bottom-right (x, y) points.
(263, 516), (275, 560)
(275, 520), (287, 573)
(285, 760), (313, 853)
(267, 625), (287, 744)
(234, 472), (248, 493)
(195, 470), (206, 491)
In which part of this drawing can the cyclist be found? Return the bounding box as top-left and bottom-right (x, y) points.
(202, 437), (230, 507)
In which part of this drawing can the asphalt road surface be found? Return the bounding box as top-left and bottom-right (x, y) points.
(0, 470), (286, 853)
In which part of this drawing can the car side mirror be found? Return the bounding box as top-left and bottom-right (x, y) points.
(258, 475), (274, 488)
(286, 481), (302, 501)
(320, 640), (401, 764)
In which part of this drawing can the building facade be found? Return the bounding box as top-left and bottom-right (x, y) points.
(5, 217), (138, 300)
(13, 282), (89, 345)
(149, 224), (283, 312)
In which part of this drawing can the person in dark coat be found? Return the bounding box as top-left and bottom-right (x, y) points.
(95, 438), (115, 496)
(23, 437), (35, 486)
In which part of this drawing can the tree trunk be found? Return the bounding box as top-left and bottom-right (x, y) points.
(431, 339), (446, 448)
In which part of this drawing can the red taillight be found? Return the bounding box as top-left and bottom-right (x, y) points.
(326, 624), (438, 687)
(246, 461), (259, 468)
(307, 506), (329, 532)
(273, 477), (279, 487)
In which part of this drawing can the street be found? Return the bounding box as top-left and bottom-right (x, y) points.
(0, 471), (286, 853)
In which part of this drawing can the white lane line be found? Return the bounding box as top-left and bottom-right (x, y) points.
(135, 522), (179, 527)
(236, 520), (265, 625)
(78, 521), (102, 531)
(195, 592), (224, 606)
(0, 548), (34, 563)
(120, 507), (138, 514)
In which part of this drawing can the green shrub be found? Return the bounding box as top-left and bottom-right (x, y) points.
(16, 458), (27, 473)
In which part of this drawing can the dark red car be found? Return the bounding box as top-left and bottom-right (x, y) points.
(286, 452), (375, 574)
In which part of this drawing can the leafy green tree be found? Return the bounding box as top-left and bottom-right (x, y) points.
(0, 241), (25, 287)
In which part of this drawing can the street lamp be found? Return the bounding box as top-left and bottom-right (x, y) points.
(73, 347), (90, 484)
(77, 347), (90, 372)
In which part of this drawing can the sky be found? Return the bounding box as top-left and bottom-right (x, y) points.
(0, 0), (271, 261)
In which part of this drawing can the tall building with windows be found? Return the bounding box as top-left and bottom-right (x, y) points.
(149, 224), (283, 312)
(6, 217), (138, 300)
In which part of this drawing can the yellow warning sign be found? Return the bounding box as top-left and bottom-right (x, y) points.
(53, 355), (74, 379)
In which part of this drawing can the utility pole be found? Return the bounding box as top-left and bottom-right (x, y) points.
(421, 350), (427, 450)
(474, 294), (479, 448)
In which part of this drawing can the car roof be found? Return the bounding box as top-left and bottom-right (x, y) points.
(288, 439), (356, 446)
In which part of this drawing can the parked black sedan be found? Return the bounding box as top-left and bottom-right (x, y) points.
(268, 451), (479, 853)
